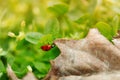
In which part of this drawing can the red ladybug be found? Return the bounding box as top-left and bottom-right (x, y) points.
(41, 44), (55, 51)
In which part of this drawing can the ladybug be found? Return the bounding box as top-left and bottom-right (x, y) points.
(41, 43), (55, 51)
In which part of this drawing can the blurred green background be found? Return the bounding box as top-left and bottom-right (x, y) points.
(0, 0), (120, 79)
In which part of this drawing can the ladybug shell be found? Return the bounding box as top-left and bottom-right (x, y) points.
(41, 45), (52, 51)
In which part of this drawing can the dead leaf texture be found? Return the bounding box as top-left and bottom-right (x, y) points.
(59, 71), (120, 80)
(22, 72), (38, 80)
(7, 64), (38, 80)
(44, 28), (120, 80)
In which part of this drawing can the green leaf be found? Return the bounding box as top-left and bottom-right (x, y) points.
(44, 18), (60, 38)
(75, 14), (89, 24)
(0, 60), (5, 72)
(12, 63), (28, 78)
(33, 62), (50, 74)
(7, 54), (15, 66)
(0, 72), (3, 78)
(47, 4), (68, 16)
(0, 51), (7, 57)
(41, 47), (60, 61)
(38, 34), (53, 45)
(25, 32), (43, 44)
(96, 22), (112, 40)
(88, 0), (97, 13)
(112, 15), (119, 36)
(0, 73), (8, 80)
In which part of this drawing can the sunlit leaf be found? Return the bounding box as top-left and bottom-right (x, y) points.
(112, 15), (119, 36)
(47, 4), (68, 16)
(25, 32), (43, 44)
(44, 18), (60, 39)
(88, 0), (97, 13)
(36, 34), (54, 48)
(0, 51), (7, 57)
(75, 14), (89, 24)
(7, 54), (15, 66)
(0, 60), (5, 72)
(33, 62), (50, 74)
(96, 22), (112, 40)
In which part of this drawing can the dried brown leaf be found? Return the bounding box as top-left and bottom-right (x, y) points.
(59, 71), (120, 80)
(112, 39), (120, 49)
(44, 28), (120, 80)
(6, 64), (38, 80)
(22, 72), (38, 80)
(7, 64), (19, 80)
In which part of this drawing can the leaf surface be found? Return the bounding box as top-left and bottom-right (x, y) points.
(47, 4), (68, 16)
(25, 32), (43, 44)
(44, 28), (120, 80)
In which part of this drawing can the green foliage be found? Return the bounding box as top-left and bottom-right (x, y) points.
(44, 18), (59, 35)
(38, 34), (54, 45)
(25, 32), (43, 44)
(112, 15), (119, 36)
(33, 62), (50, 74)
(75, 14), (90, 24)
(47, 3), (68, 16)
(96, 22), (113, 40)
(0, 0), (120, 79)
(0, 60), (5, 72)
